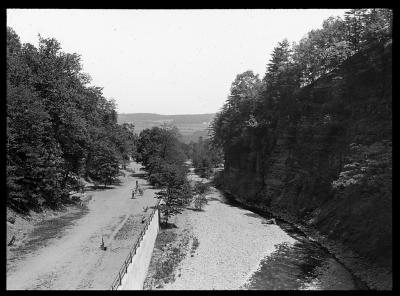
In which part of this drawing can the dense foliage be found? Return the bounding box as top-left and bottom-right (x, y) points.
(136, 126), (192, 224)
(192, 181), (211, 211)
(210, 8), (392, 276)
(7, 28), (136, 212)
(211, 9), (392, 149)
(188, 137), (222, 178)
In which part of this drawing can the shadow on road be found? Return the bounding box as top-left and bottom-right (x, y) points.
(86, 185), (117, 191)
(7, 206), (88, 272)
(130, 173), (148, 178)
(185, 207), (205, 212)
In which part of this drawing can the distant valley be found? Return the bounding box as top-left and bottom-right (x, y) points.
(117, 113), (216, 143)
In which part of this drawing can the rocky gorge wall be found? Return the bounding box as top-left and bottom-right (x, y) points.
(217, 41), (392, 289)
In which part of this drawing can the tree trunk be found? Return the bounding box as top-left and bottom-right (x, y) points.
(164, 215), (169, 227)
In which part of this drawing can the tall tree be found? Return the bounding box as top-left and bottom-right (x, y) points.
(7, 27), (137, 211)
(137, 126), (192, 224)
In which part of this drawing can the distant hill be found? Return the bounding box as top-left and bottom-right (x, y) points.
(180, 129), (210, 144)
(117, 113), (215, 143)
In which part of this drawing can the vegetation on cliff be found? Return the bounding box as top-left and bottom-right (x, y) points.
(210, 8), (392, 277)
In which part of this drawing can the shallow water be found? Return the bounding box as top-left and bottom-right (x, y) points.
(219, 192), (368, 290)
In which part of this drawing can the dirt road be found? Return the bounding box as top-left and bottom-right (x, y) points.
(6, 162), (158, 290)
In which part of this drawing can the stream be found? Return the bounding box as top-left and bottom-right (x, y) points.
(153, 165), (369, 290)
(219, 191), (368, 290)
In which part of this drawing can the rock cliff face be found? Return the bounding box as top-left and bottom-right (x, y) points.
(217, 42), (392, 289)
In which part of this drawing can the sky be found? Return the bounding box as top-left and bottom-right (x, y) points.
(7, 9), (348, 115)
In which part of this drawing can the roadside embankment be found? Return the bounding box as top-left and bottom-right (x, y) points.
(7, 162), (158, 290)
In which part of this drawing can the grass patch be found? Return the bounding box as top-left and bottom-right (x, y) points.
(144, 228), (191, 289)
(114, 214), (146, 240)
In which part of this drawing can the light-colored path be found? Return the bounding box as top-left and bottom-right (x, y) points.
(6, 162), (158, 290)
(162, 169), (296, 290)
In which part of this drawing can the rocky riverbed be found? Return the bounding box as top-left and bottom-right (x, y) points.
(144, 168), (368, 290)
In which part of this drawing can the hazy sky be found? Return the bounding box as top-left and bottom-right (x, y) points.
(7, 9), (347, 115)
